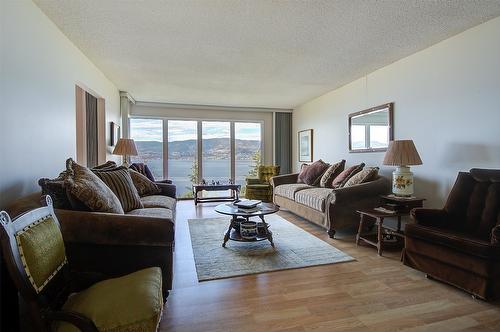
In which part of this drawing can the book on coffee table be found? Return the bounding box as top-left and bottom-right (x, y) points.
(234, 200), (261, 209)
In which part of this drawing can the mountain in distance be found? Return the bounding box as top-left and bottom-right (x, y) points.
(135, 138), (260, 160)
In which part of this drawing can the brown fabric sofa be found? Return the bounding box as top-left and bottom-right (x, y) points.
(271, 172), (390, 238)
(6, 181), (176, 297)
(403, 168), (500, 300)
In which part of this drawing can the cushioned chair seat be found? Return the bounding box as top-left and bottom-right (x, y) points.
(405, 224), (500, 259)
(294, 188), (334, 212)
(127, 207), (173, 220)
(55, 267), (163, 332)
(274, 184), (312, 200)
(140, 195), (176, 211)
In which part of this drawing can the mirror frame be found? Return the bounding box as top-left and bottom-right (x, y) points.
(348, 102), (394, 153)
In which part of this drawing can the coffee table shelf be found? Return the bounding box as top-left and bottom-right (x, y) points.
(228, 229), (272, 242)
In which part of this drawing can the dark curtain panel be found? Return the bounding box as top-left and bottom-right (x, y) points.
(275, 112), (292, 174)
(85, 92), (98, 168)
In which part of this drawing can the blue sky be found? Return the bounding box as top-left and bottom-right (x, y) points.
(130, 119), (261, 142)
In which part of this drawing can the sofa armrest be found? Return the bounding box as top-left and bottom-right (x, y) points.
(411, 208), (449, 228)
(55, 209), (174, 246)
(332, 176), (390, 204)
(156, 182), (177, 199)
(270, 173), (299, 188)
(156, 179), (173, 184)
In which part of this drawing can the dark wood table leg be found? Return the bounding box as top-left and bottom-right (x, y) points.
(377, 217), (384, 256)
(259, 215), (274, 248)
(222, 216), (235, 247)
(194, 188), (198, 205)
(356, 214), (365, 245)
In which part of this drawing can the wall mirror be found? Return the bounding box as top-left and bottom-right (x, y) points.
(348, 102), (393, 153)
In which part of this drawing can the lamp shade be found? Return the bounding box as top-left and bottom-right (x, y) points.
(383, 140), (422, 166)
(112, 138), (138, 156)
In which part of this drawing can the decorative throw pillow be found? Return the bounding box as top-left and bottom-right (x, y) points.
(320, 160), (346, 188)
(298, 160), (330, 186)
(91, 161), (118, 171)
(331, 163), (365, 188)
(297, 163), (309, 183)
(64, 158), (124, 214)
(343, 167), (379, 187)
(38, 172), (72, 209)
(93, 167), (144, 212)
(129, 169), (161, 197)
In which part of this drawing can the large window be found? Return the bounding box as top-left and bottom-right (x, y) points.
(130, 118), (163, 180)
(129, 118), (263, 199)
(168, 120), (197, 198)
(235, 122), (261, 193)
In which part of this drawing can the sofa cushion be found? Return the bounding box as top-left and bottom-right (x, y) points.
(320, 160), (346, 188)
(55, 267), (162, 332)
(129, 169), (161, 197)
(274, 183), (312, 200)
(405, 223), (500, 259)
(140, 195), (176, 211)
(343, 167), (379, 187)
(331, 163), (365, 188)
(64, 159), (124, 214)
(127, 207), (173, 220)
(294, 187), (334, 212)
(298, 160), (330, 185)
(93, 167), (144, 212)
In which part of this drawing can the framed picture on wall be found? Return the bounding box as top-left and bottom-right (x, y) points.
(298, 129), (313, 162)
(110, 122), (120, 146)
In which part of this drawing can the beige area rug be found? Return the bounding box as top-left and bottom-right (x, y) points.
(188, 214), (355, 281)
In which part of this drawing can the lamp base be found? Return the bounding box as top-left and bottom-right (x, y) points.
(392, 166), (414, 196)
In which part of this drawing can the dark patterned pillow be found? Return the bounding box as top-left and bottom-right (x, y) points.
(343, 167), (379, 187)
(129, 169), (161, 197)
(91, 161), (118, 171)
(320, 160), (346, 188)
(65, 158), (124, 214)
(38, 172), (72, 209)
(331, 163), (365, 188)
(298, 160), (330, 186)
(93, 167), (143, 212)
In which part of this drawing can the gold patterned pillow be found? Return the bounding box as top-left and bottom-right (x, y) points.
(129, 169), (161, 197)
(320, 160), (345, 188)
(65, 158), (124, 214)
(343, 167), (379, 187)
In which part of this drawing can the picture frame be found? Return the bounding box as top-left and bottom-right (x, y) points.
(298, 129), (313, 162)
(110, 122), (120, 146)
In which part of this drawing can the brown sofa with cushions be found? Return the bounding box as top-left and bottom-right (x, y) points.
(271, 172), (390, 238)
(403, 168), (500, 300)
(6, 181), (176, 297)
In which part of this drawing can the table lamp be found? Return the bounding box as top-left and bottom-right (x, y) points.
(112, 138), (138, 167)
(383, 140), (422, 196)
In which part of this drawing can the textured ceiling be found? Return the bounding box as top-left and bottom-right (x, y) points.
(34, 0), (500, 109)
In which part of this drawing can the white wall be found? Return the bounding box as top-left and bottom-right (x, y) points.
(293, 16), (500, 208)
(0, 0), (121, 208)
(131, 103), (275, 165)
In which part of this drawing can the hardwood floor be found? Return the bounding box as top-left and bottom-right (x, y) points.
(161, 200), (500, 331)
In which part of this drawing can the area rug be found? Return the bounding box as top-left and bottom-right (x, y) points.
(188, 214), (355, 281)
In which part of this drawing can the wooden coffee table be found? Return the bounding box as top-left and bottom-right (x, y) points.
(215, 202), (279, 248)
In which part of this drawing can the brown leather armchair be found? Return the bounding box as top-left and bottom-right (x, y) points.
(403, 168), (500, 300)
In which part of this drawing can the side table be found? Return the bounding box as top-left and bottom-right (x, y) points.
(356, 196), (425, 256)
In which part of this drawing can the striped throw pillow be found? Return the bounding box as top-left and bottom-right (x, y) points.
(93, 167), (143, 212)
